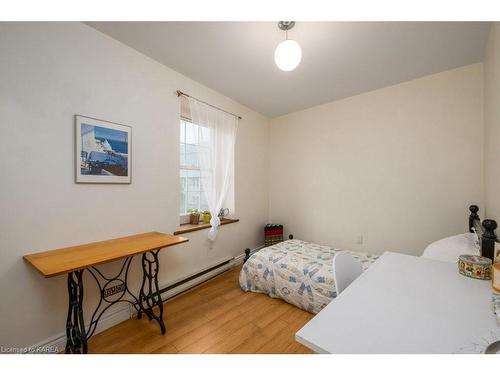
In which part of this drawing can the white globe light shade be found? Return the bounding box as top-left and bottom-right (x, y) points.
(274, 39), (302, 71)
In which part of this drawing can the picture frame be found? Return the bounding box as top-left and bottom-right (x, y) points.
(75, 115), (132, 184)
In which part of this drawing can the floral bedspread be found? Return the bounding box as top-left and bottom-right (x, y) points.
(239, 239), (378, 314)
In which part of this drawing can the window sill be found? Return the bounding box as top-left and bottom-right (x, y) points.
(174, 218), (240, 235)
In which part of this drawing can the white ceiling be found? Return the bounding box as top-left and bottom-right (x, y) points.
(87, 22), (490, 118)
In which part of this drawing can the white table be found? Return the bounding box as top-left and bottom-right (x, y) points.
(296, 252), (498, 353)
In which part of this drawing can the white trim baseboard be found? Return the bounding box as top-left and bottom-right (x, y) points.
(30, 304), (132, 353)
(158, 256), (234, 301)
(159, 244), (264, 301)
(233, 245), (264, 265)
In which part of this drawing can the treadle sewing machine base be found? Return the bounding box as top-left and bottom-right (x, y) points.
(64, 250), (165, 354)
(24, 232), (188, 354)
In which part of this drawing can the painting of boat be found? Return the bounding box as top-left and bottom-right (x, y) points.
(75, 115), (131, 183)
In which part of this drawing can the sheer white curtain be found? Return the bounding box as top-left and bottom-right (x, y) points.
(188, 97), (237, 240)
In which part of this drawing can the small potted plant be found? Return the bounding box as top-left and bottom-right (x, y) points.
(188, 209), (201, 225)
(202, 210), (211, 224)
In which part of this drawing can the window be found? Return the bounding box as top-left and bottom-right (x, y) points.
(179, 110), (235, 227)
(180, 119), (209, 216)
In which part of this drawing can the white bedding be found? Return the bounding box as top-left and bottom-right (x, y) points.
(421, 233), (479, 262)
(239, 239), (378, 314)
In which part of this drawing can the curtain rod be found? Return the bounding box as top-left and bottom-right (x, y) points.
(176, 90), (243, 120)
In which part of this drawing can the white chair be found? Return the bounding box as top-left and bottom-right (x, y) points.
(333, 252), (363, 295)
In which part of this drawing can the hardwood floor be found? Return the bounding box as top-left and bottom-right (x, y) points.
(89, 266), (314, 354)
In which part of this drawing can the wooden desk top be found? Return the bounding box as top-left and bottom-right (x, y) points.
(24, 232), (189, 278)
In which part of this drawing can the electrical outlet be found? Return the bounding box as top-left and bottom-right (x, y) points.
(356, 235), (363, 245)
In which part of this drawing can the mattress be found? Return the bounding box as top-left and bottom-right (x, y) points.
(239, 239), (378, 314)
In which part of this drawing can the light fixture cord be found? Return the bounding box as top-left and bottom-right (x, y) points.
(286, 29), (288, 40)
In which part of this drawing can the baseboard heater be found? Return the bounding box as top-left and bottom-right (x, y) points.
(154, 256), (235, 301)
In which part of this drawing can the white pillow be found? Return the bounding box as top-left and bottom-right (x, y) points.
(422, 233), (480, 262)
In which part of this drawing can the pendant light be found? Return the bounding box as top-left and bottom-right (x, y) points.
(274, 21), (302, 72)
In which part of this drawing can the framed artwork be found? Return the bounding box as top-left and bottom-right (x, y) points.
(75, 115), (131, 184)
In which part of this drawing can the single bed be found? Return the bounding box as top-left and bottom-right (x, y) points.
(240, 206), (498, 314)
(239, 239), (378, 313)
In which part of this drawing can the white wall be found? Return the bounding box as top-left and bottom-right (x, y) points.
(484, 23), (500, 222)
(0, 23), (269, 347)
(269, 64), (484, 256)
